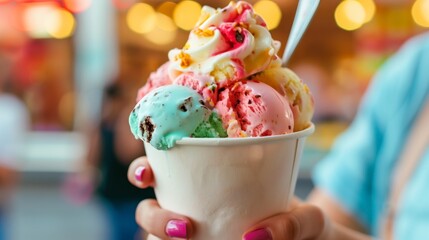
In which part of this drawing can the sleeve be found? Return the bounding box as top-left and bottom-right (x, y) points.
(312, 34), (429, 229)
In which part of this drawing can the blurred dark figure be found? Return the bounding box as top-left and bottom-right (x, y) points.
(0, 60), (29, 240)
(76, 82), (156, 240)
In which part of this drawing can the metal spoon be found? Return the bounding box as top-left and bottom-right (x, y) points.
(282, 0), (320, 66)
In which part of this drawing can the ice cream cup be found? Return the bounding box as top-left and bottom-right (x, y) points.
(144, 124), (315, 240)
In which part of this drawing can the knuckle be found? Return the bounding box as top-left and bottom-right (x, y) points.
(286, 214), (302, 239)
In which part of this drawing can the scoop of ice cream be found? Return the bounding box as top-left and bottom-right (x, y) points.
(130, 85), (211, 150)
(252, 67), (314, 131)
(168, 1), (280, 88)
(192, 112), (227, 138)
(136, 62), (172, 102)
(215, 81), (294, 137)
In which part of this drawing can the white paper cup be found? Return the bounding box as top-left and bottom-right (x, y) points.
(144, 124), (315, 240)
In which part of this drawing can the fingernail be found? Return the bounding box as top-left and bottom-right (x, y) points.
(243, 228), (272, 240)
(166, 219), (187, 239)
(134, 166), (145, 182)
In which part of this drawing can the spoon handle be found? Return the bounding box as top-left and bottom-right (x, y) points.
(282, 0), (320, 66)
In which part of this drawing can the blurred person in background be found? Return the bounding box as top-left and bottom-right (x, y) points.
(126, 32), (429, 240)
(0, 55), (29, 240)
(73, 81), (156, 240)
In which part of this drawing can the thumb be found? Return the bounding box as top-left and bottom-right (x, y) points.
(243, 204), (329, 240)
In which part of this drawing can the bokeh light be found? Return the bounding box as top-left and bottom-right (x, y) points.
(412, 0), (429, 28)
(173, 0), (201, 30)
(358, 0), (376, 23)
(254, 0), (282, 30)
(157, 1), (176, 18)
(144, 13), (177, 45)
(21, 3), (75, 39)
(63, 0), (92, 14)
(126, 3), (157, 34)
(335, 0), (366, 31)
(112, 0), (135, 10)
(22, 3), (49, 38)
(22, 3), (56, 38)
(45, 8), (75, 39)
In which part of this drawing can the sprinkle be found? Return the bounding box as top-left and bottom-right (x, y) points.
(193, 28), (214, 37)
(175, 51), (193, 68)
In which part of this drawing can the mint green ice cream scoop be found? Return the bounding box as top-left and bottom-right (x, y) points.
(129, 85), (214, 150)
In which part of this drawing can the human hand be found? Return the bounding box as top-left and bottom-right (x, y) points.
(242, 200), (330, 240)
(128, 156), (194, 239)
(128, 156), (331, 240)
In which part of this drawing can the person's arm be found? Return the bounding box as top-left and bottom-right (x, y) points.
(73, 126), (101, 190)
(241, 197), (372, 240)
(84, 126), (101, 171)
(307, 188), (367, 233)
(114, 106), (145, 164)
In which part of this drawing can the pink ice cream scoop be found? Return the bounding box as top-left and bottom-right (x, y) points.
(136, 62), (172, 102)
(215, 80), (294, 137)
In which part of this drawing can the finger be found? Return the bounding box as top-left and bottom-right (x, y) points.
(127, 156), (154, 188)
(243, 204), (327, 240)
(136, 199), (193, 239)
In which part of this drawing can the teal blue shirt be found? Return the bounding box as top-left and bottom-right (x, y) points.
(313, 33), (429, 238)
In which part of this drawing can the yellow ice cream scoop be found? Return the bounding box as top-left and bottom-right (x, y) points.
(252, 67), (314, 131)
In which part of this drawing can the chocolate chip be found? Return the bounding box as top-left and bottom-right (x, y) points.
(178, 97), (193, 112)
(144, 116), (155, 142)
(248, 100), (252, 104)
(235, 30), (244, 43)
(179, 105), (187, 112)
(139, 122), (145, 135)
(255, 95), (261, 98)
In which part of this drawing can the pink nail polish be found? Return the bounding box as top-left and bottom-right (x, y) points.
(243, 228), (272, 240)
(166, 219), (187, 239)
(134, 166), (145, 182)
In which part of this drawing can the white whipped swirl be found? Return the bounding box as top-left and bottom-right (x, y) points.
(168, 1), (280, 87)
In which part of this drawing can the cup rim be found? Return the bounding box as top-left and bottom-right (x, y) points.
(175, 123), (315, 146)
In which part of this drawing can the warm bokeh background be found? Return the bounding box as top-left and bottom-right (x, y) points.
(0, 0), (428, 239)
